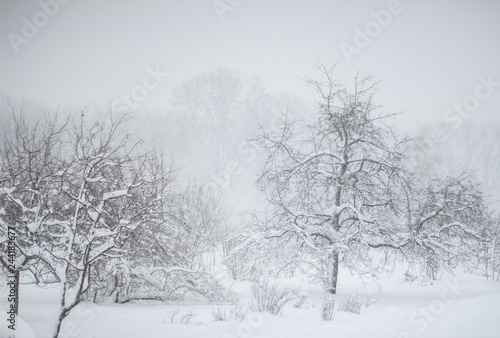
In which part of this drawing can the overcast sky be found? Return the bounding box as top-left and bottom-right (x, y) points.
(1, 0), (499, 130)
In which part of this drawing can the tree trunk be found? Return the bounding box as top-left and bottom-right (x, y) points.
(53, 308), (69, 338)
(52, 309), (69, 338)
(53, 316), (63, 338)
(14, 270), (20, 315)
(93, 289), (99, 303)
(328, 252), (339, 294)
(114, 274), (120, 303)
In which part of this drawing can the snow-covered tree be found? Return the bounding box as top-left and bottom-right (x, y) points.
(0, 110), (160, 337)
(82, 148), (176, 304)
(406, 120), (499, 280)
(0, 110), (67, 314)
(487, 216), (500, 281)
(32, 112), (156, 337)
(403, 172), (487, 280)
(256, 65), (409, 293)
(118, 183), (228, 302)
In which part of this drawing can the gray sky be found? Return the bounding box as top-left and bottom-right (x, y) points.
(1, 0), (500, 130)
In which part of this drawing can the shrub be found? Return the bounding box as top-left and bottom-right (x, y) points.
(164, 309), (196, 325)
(404, 271), (418, 283)
(293, 292), (309, 308)
(211, 304), (247, 322)
(250, 280), (296, 315)
(338, 293), (362, 314)
(321, 296), (335, 321)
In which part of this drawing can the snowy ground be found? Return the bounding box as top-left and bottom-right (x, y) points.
(2, 270), (500, 338)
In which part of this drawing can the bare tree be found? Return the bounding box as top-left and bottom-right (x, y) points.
(83, 147), (176, 304)
(0, 109), (67, 315)
(406, 121), (498, 280)
(0, 111), (156, 337)
(403, 172), (487, 280)
(39, 112), (158, 337)
(256, 64), (408, 293)
(116, 183), (228, 302)
(490, 216), (500, 282)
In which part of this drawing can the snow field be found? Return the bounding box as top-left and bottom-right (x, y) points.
(2, 271), (500, 338)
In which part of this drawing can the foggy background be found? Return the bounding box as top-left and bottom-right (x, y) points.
(1, 0), (500, 215)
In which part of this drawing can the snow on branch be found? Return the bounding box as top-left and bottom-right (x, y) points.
(102, 189), (131, 201)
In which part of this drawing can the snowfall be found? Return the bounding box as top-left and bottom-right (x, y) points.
(2, 268), (500, 338)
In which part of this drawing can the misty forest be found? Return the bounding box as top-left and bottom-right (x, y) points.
(1, 1), (500, 338)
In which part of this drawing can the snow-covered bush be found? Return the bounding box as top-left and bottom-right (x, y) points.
(293, 292), (314, 309)
(250, 280), (296, 315)
(211, 304), (247, 322)
(403, 271), (418, 283)
(338, 293), (362, 314)
(293, 292), (308, 308)
(321, 296), (335, 321)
